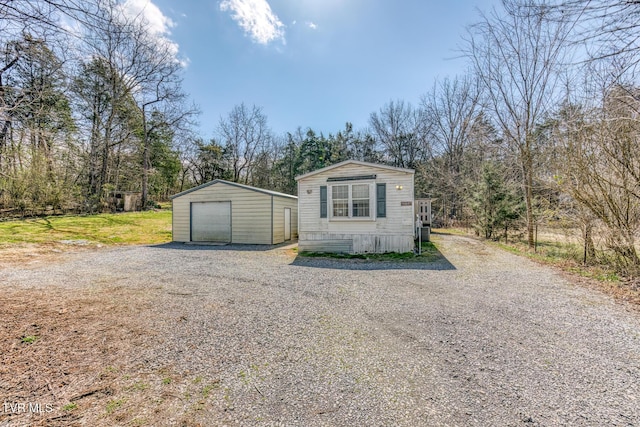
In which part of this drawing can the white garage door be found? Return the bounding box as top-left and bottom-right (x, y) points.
(191, 201), (231, 242)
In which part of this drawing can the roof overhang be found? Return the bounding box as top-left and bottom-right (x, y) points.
(170, 179), (298, 200)
(295, 160), (414, 181)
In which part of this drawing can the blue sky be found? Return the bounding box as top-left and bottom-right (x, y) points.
(141, 0), (497, 137)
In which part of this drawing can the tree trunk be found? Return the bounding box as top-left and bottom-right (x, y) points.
(141, 108), (150, 209)
(583, 222), (596, 264)
(522, 144), (535, 250)
(88, 117), (101, 209)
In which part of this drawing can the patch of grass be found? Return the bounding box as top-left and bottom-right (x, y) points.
(202, 382), (219, 398)
(0, 209), (172, 246)
(21, 335), (38, 344)
(299, 240), (443, 263)
(432, 227), (471, 236)
(299, 251), (414, 260)
(62, 403), (77, 411)
(129, 381), (148, 392)
(106, 398), (126, 414)
(162, 377), (172, 385)
(418, 241), (442, 261)
(492, 235), (636, 290)
(492, 238), (622, 283)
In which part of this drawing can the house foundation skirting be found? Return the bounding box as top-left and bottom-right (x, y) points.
(298, 233), (414, 254)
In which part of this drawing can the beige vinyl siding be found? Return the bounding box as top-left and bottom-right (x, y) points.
(172, 182), (272, 244)
(271, 196), (298, 244)
(297, 162), (414, 253)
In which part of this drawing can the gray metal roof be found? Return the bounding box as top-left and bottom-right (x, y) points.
(169, 179), (298, 200)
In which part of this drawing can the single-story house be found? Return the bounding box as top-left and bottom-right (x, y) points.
(295, 160), (415, 254)
(170, 179), (298, 245)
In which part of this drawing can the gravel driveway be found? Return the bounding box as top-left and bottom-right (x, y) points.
(2, 233), (640, 426)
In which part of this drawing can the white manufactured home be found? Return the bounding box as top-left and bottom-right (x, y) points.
(170, 180), (297, 245)
(296, 160), (415, 254)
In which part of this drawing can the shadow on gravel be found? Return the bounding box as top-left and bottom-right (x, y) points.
(289, 251), (456, 271)
(147, 241), (298, 252)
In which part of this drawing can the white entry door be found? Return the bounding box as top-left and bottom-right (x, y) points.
(284, 208), (291, 241)
(191, 201), (231, 242)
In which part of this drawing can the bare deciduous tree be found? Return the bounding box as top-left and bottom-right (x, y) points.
(369, 99), (429, 169)
(545, 0), (640, 65)
(218, 103), (271, 184)
(421, 76), (482, 222)
(554, 77), (640, 271)
(72, 0), (195, 208)
(464, 0), (571, 249)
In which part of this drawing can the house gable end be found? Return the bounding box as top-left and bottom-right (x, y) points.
(295, 160), (414, 182)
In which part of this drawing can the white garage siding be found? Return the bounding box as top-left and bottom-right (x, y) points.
(171, 180), (297, 245)
(272, 195), (298, 244)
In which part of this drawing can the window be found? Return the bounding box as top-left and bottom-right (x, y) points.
(330, 183), (372, 219)
(332, 185), (349, 217)
(351, 184), (370, 217)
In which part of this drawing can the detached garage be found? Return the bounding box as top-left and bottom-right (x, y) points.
(170, 180), (298, 245)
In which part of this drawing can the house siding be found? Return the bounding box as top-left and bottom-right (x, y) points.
(297, 163), (414, 254)
(172, 182), (296, 244)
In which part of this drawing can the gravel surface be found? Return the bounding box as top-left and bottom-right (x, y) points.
(2, 233), (640, 426)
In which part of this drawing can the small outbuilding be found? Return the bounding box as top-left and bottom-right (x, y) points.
(107, 191), (142, 212)
(296, 160), (415, 254)
(170, 180), (297, 245)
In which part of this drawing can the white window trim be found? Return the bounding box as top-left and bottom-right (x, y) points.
(328, 181), (375, 221)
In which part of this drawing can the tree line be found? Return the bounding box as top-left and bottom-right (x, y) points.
(1, 0), (638, 272)
(1, 0), (194, 215)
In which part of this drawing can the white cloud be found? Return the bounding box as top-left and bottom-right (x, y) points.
(117, 0), (186, 66)
(306, 21), (317, 30)
(119, 0), (175, 36)
(219, 0), (285, 45)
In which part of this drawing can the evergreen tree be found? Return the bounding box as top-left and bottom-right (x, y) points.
(468, 162), (523, 239)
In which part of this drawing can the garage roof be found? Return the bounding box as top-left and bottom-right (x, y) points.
(170, 179), (298, 200)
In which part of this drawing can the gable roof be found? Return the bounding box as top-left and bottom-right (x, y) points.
(170, 179), (298, 200)
(295, 160), (414, 181)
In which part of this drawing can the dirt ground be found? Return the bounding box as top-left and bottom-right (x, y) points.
(1, 236), (639, 426)
(1, 248), (158, 426)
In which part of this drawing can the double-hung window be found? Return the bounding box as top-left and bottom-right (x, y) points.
(332, 185), (349, 217)
(330, 183), (372, 219)
(351, 184), (370, 217)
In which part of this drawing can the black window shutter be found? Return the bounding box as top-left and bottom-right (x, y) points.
(320, 186), (327, 218)
(376, 183), (386, 218)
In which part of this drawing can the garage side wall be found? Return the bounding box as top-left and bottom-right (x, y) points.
(272, 196), (299, 244)
(172, 183), (273, 244)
